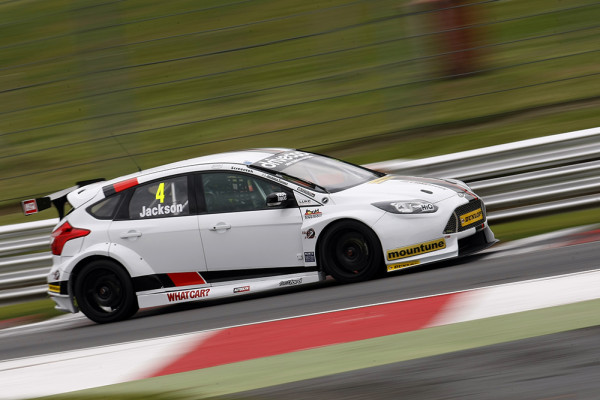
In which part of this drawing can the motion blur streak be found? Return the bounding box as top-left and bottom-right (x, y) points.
(1, 0), (599, 214)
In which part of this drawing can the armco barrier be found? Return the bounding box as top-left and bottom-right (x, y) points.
(367, 127), (600, 222)
(1, 128), (599, 304)
(0, 219), (57, 303)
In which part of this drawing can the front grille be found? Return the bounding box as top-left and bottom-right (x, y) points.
(443, 214), (457, 234)
(443, 199), (486, 234)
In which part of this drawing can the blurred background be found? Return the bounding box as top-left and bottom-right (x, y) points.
(1, 0), (599, 224)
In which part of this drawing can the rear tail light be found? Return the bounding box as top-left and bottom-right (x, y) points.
(51, 222), (90, 255)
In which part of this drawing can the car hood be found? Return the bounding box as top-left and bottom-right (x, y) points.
(334, 175), (473, 203)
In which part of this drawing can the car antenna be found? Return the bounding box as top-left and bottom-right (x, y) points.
(111, 136), (142, 172)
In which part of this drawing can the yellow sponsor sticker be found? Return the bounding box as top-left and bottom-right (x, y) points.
(459, 208), (483, 227)
(387, 238), (446, 261)
(48, 284), (60, 293)
(369, 176), (394, 184)
(387, 260), (420, 272)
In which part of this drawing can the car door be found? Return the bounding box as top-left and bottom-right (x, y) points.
(197, 171), (304, 271)
(108, 175), (208, 274)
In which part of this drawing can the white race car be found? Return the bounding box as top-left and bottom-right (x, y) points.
(23, 149), (496, 323)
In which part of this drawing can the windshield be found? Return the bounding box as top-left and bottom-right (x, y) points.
(251, 151), (383, 192)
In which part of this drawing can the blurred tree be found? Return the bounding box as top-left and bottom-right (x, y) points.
(410, 0), (489, 77)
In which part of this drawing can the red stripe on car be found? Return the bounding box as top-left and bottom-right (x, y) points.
(113, 178), (139, 192)
(168, 272), (207, 286)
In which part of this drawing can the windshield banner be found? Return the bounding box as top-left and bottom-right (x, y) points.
(253, 151), (314, 171)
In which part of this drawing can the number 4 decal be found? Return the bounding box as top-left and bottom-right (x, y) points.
(156, 182), (165, 203)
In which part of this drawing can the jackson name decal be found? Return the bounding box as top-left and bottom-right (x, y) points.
(140, 203), (184, 218)
(387, 239), (446, 261)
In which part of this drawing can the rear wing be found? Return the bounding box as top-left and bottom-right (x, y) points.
(21, 179), (105, 219)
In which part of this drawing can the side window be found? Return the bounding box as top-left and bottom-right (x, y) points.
(87, 194), (122, 220)
(201, 172), (288, 213)
(128, 176), (189, 219)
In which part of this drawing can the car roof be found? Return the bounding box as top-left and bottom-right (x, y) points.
(109, 148), (292, 183)
(66, 148), (297, 209)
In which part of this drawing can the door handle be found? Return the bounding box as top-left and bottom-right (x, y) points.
(120, 230), (142, 239)
(209, 223), (231, 231)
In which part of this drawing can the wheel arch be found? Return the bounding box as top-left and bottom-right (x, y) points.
(68, 255), (131, 301)
(315, 217), (383, 275)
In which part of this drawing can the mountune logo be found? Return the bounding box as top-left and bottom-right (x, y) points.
(387, 238), (446, 261)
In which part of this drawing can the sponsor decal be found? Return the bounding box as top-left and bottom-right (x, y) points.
(296, 186), (316, 198)
(298, 198), (312, 205)
(234, 286), (250, 293)
(48, 284), (60, 293)
(166, 288), (210, 302)
(387, 260), (420, 272)
(303, 228), (316, 239)
(304, 251), (316, 262)
(231, 166), (253, 173)
(139, 203), (184, 218)
(387, 238), (446, 261)
(262, 174), (289, 186)
(22, 199), (38, 215)
(275, 193), (287, 202)
(304, 209), (322, 219)
(52, 270), (60, 280)
(460, 208), (483, 227)
(279, 278), (303, 286)
(255, 151), (313, 170)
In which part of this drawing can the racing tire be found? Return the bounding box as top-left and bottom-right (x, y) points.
(74, 260), (139, 324)
(319, 221), (384, 283)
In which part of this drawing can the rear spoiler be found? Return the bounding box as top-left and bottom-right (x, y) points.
(21, 179), (105, 219)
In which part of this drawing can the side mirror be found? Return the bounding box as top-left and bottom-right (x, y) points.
(266, 192), (288, 207)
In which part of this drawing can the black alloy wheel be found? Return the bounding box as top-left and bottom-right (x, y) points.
(74, 260), (138, 324)
(320, 221), (384, 283)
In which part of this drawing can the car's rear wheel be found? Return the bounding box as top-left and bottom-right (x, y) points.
(74, 260), (138, 324)
(319, 221), (384, 283)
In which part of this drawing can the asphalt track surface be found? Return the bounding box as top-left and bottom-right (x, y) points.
(232, 325), (600, 400)
(1, 241), (598, 364)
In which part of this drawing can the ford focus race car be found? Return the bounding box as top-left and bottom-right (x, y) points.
(23, 149), (496, 323)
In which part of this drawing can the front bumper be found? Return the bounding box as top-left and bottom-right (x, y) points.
(458, 227), (498, 256)
(374, 196), (496, 271)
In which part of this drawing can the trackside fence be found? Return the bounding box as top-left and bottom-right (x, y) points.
(1, 127), (599, 304)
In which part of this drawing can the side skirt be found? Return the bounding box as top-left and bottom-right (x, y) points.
(136, 271), (324, 309)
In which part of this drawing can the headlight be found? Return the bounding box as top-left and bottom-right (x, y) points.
(372, 200), (438, 214)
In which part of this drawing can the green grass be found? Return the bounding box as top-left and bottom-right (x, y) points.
(0, 298), (63, 323)
(491, 208), (600, 242)
(1, 0), (599, 224)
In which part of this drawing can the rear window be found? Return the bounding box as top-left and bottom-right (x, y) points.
(87, 194), (122, 220)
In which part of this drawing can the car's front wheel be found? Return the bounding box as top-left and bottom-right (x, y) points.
(319, 221), (384, 283)
(74, 260), (138, 324)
